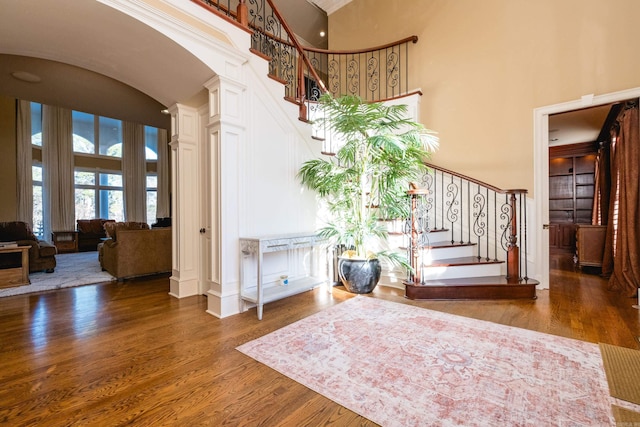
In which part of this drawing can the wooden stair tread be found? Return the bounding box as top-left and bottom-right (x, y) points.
(423, 256), (503, 267)
(425, 242), (476, 249)
(415, 276), (539, 287)
(405, 275), (538, 300)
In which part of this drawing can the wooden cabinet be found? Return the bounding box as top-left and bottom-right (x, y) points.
(548, 223), (576, 251)
(52, 230), (79, 253)
(576, 225), (607, 268)
(549, 143), (597, 251)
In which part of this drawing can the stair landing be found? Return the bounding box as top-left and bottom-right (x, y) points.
(405, 276), (538, 300)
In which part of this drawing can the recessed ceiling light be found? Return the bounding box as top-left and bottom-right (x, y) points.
(11, 71), (41, 83)
(320, 31), (326, 37)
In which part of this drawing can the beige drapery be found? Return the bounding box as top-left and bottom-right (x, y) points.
(156, 128), (170, 219)
(123, 121), (147, 222)
(16, 100), (33, 225)
(43, 105), (75, 238)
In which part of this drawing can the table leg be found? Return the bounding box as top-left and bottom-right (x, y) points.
(21, 248), (29, 284)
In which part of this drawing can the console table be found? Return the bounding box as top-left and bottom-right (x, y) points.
(239, 233), (326, 320)
(0, 246), (30, 288)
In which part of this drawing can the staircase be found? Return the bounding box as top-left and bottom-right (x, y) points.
(195, 0), (538, 301)
(404, 229), (537, 300)
(401, 164), (538, 300)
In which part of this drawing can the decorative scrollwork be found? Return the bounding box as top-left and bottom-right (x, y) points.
(248, 0), (264, 29)
(280, 46), (295, 84)
(499, 202), (512, 251)
(347, 59), (359, 95)
(367, 57), (379, 93)
(265, 12), (279, 37)
(446, 182), (459, 224)
(472, 193), (486, 238)
(387, 51), (399, 89)
(328, 58), (340, 96)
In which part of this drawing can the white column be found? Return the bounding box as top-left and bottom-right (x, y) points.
(203, 75), (246, 318)
(168, 104), (200, 298)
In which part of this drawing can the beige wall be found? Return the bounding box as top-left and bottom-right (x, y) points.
(0, 95), (17, 221)
(329, 0), (640, 194)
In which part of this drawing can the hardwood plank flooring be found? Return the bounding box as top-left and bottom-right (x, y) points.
(1, 257), (639, 426)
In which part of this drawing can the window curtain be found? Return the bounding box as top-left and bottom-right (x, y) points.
(123, 121), (146, 222)
(16, 100), (33, 225)
(43, 105), (75, 239)
(604, 104), (640, 297)
(156, 128), (170, 219)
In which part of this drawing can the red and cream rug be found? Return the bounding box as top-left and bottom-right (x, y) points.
(237, 296), (617, 426)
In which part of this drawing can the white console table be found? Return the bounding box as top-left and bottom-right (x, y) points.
(239, 232), (326, 320)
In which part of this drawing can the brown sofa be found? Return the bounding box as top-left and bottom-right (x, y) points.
(99, 222), (171, 280)
(77, 219), (115, 252)
(0, 221), (57, 273)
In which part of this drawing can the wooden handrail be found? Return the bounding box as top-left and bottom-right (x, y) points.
(425, 162), (527, 196)
(264, 0), (327, 93)
(303, 35), (419, 55)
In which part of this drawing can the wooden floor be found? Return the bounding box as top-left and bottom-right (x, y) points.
(1, 255), (639, 426)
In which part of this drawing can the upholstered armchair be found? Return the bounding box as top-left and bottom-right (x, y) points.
(0, 221), (57, 273)
(99, 222), (171, 280)
(76, 219), (115, 252)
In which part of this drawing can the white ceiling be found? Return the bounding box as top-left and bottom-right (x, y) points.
(548, 104), (611, 147)
(310, 0), (353, 15)
(0, 0), (215, 128)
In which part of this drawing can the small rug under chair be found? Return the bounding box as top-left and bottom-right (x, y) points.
(599, 343), (640, 424)
(237, 296), (628, 426)
(0, 251), (115, 297)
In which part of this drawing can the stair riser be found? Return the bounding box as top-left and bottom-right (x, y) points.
(405, 283), (537, 300)
(423, 245), (475, 260)
(420, 263), (502, 280)
(421, 231), (451, 245)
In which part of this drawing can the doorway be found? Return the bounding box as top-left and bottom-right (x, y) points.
(534, 87), (640, 289)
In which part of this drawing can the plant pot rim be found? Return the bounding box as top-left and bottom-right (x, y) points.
(338, 255), (379, 261)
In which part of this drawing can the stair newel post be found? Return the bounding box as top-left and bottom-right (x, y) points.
(506, 191), (520, 283)
(237, 0), (248, 27)
(405, 184), (428, 285)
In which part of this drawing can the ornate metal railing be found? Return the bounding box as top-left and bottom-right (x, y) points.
(192, 0), (417, 123)
(303, 37), (418, 102)
(404, 163), (529, 284)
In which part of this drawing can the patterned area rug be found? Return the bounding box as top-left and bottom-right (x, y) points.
(0, 252), (114, 297)
(237, 296), (616, 427)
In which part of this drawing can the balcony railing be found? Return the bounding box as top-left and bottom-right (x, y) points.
(192, 0), (417, 122)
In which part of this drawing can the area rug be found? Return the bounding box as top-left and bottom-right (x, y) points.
(237, 296), (616, 427)
(0, 252), (114, 297)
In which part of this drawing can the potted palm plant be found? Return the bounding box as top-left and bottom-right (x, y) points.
(298, 94), (438, 293)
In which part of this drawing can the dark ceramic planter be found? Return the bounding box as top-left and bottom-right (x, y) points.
(337, 257), (381, 294)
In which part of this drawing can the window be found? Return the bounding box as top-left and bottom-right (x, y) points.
(74, 170), (124, 222)
(72, 112), (122, 157)
(145, 126), (158, 160)
(31, 102), (42, 146)
(30, 102), (164, 226)
(145, 126), (159, 223)
(32, 164), (43, 238)
(31, 102), (43, 238)
(146, 174), (157, 224)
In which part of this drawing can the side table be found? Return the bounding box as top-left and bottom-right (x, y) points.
(52, 230), (79, 253)
(0, 245), (30, 288)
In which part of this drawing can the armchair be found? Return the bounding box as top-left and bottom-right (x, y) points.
(0, 221), (57, 273)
